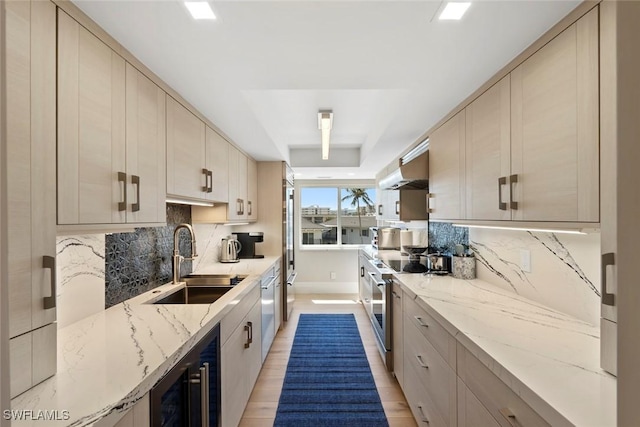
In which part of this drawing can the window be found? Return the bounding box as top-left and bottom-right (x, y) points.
(300, 186), (376, 246)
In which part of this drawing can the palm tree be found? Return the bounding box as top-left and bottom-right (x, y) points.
(341, 188), (374, 244)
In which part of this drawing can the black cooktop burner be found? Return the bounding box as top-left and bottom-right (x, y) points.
(403, 262), (428, 273)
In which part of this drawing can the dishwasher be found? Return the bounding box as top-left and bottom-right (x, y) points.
(261, 274), (277, 363)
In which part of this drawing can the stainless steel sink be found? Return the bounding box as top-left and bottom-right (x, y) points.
(153, 274), (246, 305)
(183, 274), (247, 287)
(153, 286), (235, 305)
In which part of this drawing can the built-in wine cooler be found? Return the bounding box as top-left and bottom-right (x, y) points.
(151, 324), (221, 427)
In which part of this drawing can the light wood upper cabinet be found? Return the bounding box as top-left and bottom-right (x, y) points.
(166, 95), (207, 201)
(465, 76), (511, 221)
(205, 126), (229, 203)
(510, 8), (599, 222)
(226, 145), (249, 221)
(126, 63), (166, 224)
(429, 110), (466, 221)
(7, 0), (57, 397)
(247, 157), (258, 221)
(58, 10), (126, 225)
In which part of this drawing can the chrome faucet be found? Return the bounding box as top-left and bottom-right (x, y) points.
(173, 223), (198, 284)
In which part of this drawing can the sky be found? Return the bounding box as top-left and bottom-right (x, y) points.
(300, 187), (376, 210)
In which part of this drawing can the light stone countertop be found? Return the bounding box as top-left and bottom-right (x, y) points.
(363, 247), (616, 427)
(10, 257), (281, 427)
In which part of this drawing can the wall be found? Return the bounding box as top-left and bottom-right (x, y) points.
(192, 223), (237, 269)
(469, 228), (600, 325)
(295, 249), (359, 294)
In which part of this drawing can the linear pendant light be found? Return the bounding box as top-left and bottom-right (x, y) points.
(318, 111), (333, 160)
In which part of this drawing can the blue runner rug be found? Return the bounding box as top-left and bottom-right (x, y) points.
(274, 314), (389, 427)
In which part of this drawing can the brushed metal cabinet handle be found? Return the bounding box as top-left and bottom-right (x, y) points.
(202, 168), (209, 192)
(378, 204), (383, 216)
(414, 316), (429, 328)
(208, 170), (213, 193)
(392, 291), (401, 300)
(43, 256), (56, 310)
(416, 404), (430, 424)
(395, 200), (400, 215)
(131, 175), (140, 212)
(248, 321), (253, 345)
(498, 176), (507, 211)
(244, 324), (251, 348)
(360, 266), (365, 278)
(237, 198), (243, 216)
(248, 201), (253, 216)
(500, 408), (523, 427)
(118, 172), (127, 212)
(415, 354), (429, 369)
(602, 252), (615, 306)
(427, 193), (434, 214)
(509, 174), (518, 210)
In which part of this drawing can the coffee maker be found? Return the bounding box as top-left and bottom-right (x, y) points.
(235, 232), (264, 259)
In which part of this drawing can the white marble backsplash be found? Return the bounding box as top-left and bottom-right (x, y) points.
(56, 235), (106, 328)
(192, 223), (235, 271)
(469, 228), (600, 325)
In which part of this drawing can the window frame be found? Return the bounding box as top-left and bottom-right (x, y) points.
(297, 182), (376, 249)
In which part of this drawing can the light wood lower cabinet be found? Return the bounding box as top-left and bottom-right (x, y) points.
(391, 282), (404, 388)
(403, 307), (457, 426)
(457, 378), (500, 427)
(6, 0), (57, 398)
(221, 292), (262, 427)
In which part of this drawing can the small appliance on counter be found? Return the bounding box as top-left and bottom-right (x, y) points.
(235, 232), (265, 259)
(372, 227), (401, 250)
(426, 252), (452, 275)
(220, 237), (241, 263)
(402, 246), (429, 273)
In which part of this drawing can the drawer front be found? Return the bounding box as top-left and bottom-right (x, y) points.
(404, 294), (456, 367)
(457, 344), (551, 427)
(458, 377), (501, 427)
(404, 316), (457, 426)
(221, 284), (260, 345)
(404, 356), (448, 427)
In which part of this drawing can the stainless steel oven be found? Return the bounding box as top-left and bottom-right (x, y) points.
(364, 257), (393, 370)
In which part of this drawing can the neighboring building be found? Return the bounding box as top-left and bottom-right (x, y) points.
(300, 217), (328, 244)
(300, 205), (336, 225)
(322, 216), (376, 244)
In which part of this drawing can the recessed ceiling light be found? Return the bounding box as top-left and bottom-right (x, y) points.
(439, 2), (471, 20)
(185, 2), (216, 20)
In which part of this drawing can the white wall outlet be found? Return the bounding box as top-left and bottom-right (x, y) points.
(520, 249), (531, 273)
(330, 271), (336, 280)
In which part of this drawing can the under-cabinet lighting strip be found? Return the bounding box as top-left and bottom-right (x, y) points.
(452, 224), (588, 235)
(166, 197), (214, 207)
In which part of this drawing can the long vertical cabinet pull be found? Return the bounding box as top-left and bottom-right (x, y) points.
(509, 174), (518, 210)
(395, 200), (400, 215)
(131, 175), (140, 212)
(236, 199), (243, 216)
(202, 168), (210, 192)
(248, 201), (252, 216)
(498, 177), (507, 210)
(378, 204), (383, 216)
(416, 404), (430, 424)
(202, 363), (210, 427)
(244, 324), (251, 348)
(43, 256), (56, 309)
(247, 321), (253, 345)
(360, 266), (365, 278)
(207, 170), (213, 193)
(602, 253), (615, 306)
(118, 172), (127, 211)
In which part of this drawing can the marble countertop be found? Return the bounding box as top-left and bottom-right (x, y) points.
(385, 255), (616, 426)
(10, 257), (281, 427)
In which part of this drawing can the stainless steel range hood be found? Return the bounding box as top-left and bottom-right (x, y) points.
(379, 141), (429, 190)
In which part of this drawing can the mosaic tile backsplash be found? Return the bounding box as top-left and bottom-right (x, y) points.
(105, 204), (193, 308)
(428, 222), (469, 253)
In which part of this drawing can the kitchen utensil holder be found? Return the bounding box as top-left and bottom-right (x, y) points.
(452, 256), (476, 280)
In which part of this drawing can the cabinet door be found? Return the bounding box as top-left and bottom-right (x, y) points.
(392, 283), (404, 388)
(227, 145), (248, 220)
(58, 11), (126, 225)
(125, 63), (166, 224)
(429, 110), (466, 220)
(205, 126), (229, 203)
(166, 96), (206, 201)
(465, 76), (511, 221)
(510, 9), (598, 222)
(387, 188), (400, 221)
(247, 157), (258, 221)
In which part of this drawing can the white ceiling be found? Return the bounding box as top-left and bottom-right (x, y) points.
(72, 0), (581, 180)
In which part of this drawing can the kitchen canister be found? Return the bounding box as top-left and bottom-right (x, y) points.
(452, 255), (476, 280)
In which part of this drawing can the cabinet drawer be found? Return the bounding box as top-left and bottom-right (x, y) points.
(404, 316), (457, 426)
(404, 295), (456, 367)
(457, 377), (500, 427)
(404, 356), (447, 427)
(457, 344), (550, 427)
(220, 284), (260, 345)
